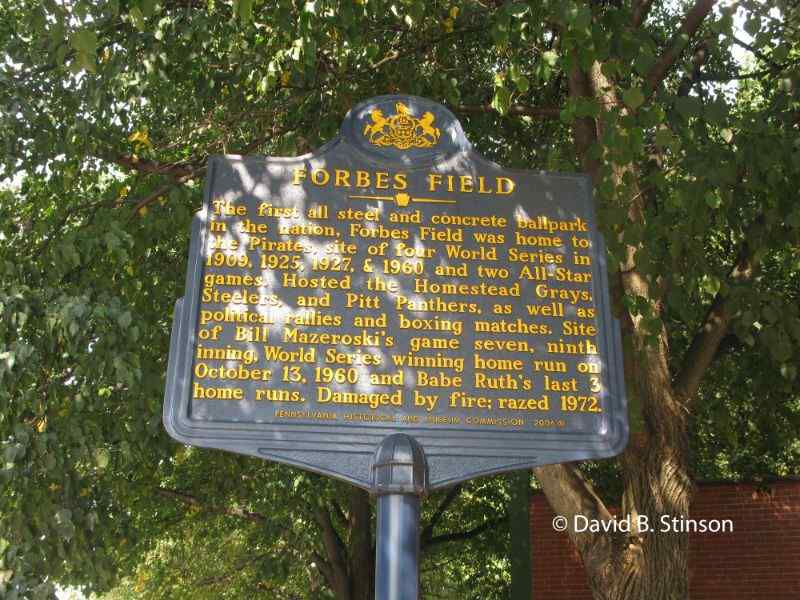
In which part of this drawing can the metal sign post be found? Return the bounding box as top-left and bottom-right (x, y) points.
(373, 434), (427, 600)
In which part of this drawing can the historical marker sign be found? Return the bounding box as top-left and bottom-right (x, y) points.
(163, 95), (628, 490)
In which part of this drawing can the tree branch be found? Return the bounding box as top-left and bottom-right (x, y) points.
(567, 57), (600, 181)
(731, 35), (782, 70)
(155, 487), (268, 523)
(646, 0), (718, 93)
(632, 0), (656, 28)
(330, 499), (348, 527)
(197, 553), (272, 586)
(129, 180), (183, 215)
(699, 63), (799, 82)
(673, 219), (761, 402)
(32, 195), (111, 258)
(312, 551), (335, 590)
(365, 25), (484, 73)
(677, 41), (709, 97)
(673, 293), (733, 401)
(423, 515), (506, 548)
(312, 505), (351, 600)
(125, 123), (300, 216)
(421, 484), (462, 544)
(347, 487), (373, 600)
(454, 104), (561, 118)
(534, 464), (612, 543)
(106, 153), (195, 178)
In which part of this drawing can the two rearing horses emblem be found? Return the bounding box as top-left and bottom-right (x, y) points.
(363, 102), (441, 150)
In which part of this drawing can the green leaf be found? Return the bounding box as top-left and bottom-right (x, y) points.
(104, 231), (119, 250)
(129, 6), (146, 32)
(744, 16), (761, 36)
(773, 43), (789, 62)
(54, 509), (75, 540)
(705, 98), (728, 124)
(622, 87), (645, 110)
(762, 305), (779, 324)
(365, 43), (380, 61)
(491, 86), (511, 116)
(721, 128), (734, 143)
(30, 8), (47, 35)
(508, 2), (528, 16)
(56, 42), (69, 65)
(238, 0), (255, 25)
(633, 52), (655, 76)
(3, 444), (20, 463)
(704, 191), (721, 209)
(788, 208), (800, 229)
(94, 448), (110, 469)
(675, 96), (701, 118)
(769, 336), (792, 362)
(654, 128), (672, 148)
(509, 65), (529, 93)
(490, 21), (509, 47)
(566, 6), (592, 31)
(0, 351), (16, 373)
(141, 0), (158, 18)
(70, 29), (97, 59)
(118, 311), (133, 329)
(32, 582), (55, 600)
(80, 54), (97, 73)
(542, 50), (558, 67)
(700, 275), (721, 297)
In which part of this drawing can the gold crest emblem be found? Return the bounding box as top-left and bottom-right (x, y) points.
(363, 102), (440, 150)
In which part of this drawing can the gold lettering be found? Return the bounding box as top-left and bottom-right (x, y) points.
(496, 176), (515, 194)
(193, 381), (244, 400)
(311, 169), (330, 186)
(375, 172), (389, 189)
(334, 169), (351, 187)
(292, 168), (307, 185)
(356, 170), (370, 187)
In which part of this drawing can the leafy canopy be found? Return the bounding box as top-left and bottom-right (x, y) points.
(1, 0), (799, 598)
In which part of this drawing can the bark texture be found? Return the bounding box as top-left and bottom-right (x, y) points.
(533, 2), (727, 599)
(313, 487), (374, 600)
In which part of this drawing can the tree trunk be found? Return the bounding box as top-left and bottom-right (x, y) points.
(533, 21), (706, 594)
(508, 471), (532, 600)
(536, 417), (692, 600)
(348, 487), (375, 600)
(314, 487), (375, 600)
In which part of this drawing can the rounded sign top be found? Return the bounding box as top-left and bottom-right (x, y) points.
(340, 95), (472, 167)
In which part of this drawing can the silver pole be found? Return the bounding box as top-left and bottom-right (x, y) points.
(372, 434), (428, 600)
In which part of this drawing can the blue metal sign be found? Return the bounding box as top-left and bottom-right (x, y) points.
(163, 95), (628, 490)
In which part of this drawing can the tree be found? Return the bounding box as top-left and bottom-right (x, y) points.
(1, 1), (798, 599)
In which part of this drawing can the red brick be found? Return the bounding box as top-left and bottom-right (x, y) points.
(531, 480), (800, 600)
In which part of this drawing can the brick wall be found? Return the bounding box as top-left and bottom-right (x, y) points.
(530, 480), (800, 599)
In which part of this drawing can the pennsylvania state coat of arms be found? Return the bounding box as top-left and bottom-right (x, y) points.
(363, 102), (441, 150)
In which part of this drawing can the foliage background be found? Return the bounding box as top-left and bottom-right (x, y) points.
(1, 0), (799, 598)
